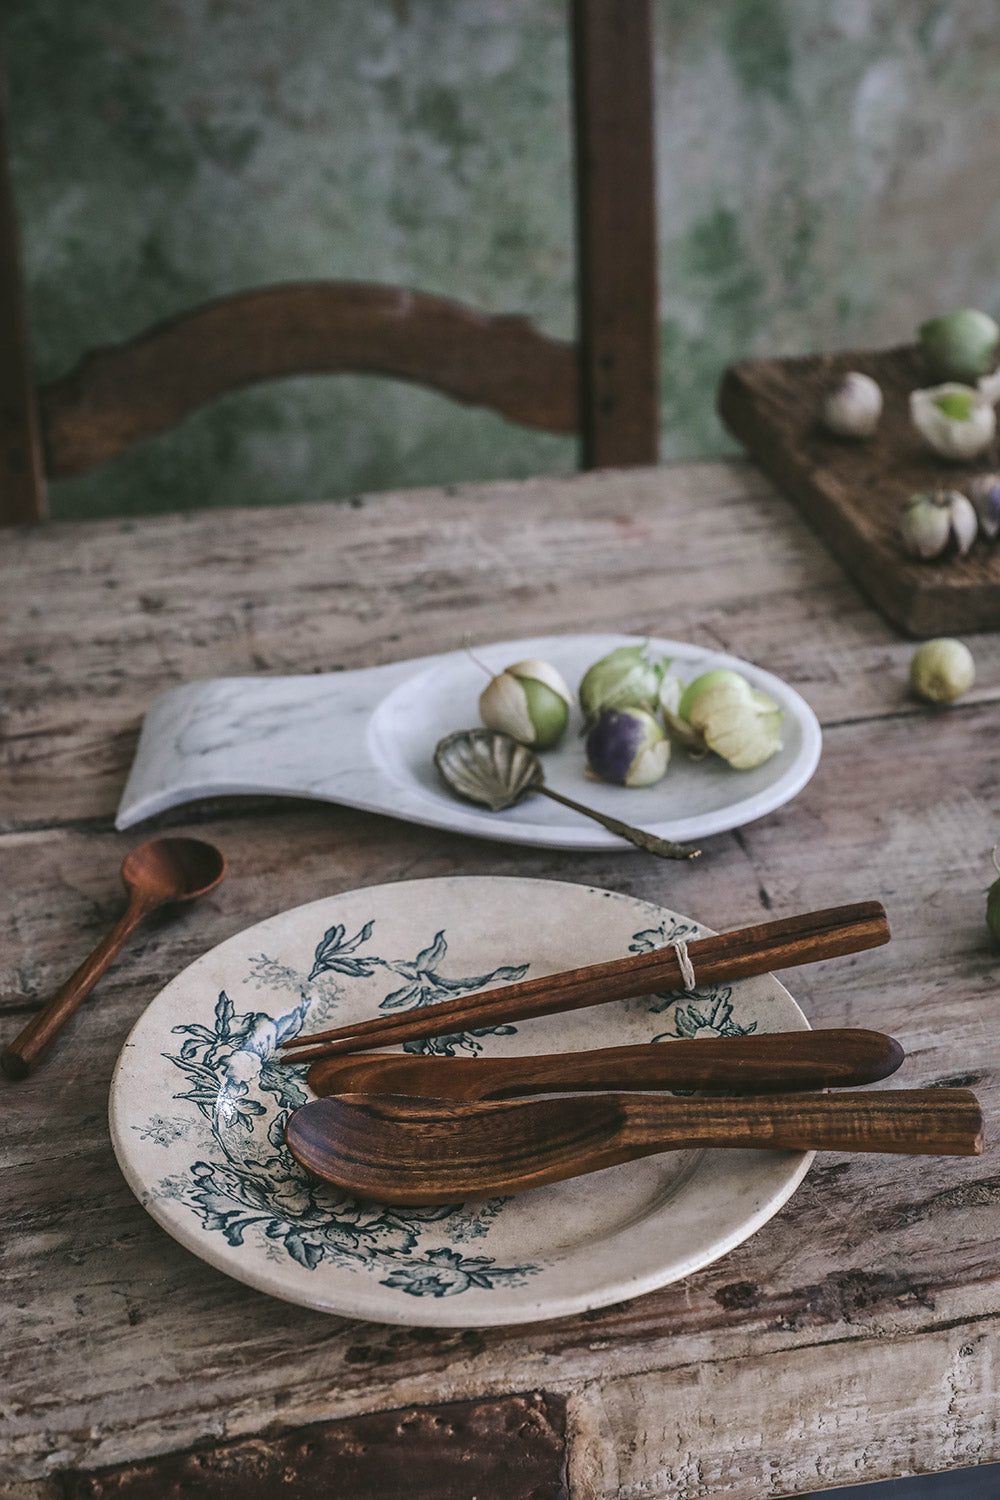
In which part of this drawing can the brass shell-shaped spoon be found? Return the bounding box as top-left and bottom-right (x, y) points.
(433, 729), (698, 860)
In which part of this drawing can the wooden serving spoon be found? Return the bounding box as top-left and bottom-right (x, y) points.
(285, 1089), (984, 1205)
(305, 1028), (905, 1101)
(1, 837), (226, 1080)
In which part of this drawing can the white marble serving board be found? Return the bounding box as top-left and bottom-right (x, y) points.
(115, 633), (822, 849)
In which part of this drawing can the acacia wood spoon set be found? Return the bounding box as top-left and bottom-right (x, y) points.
(6, 868), (983, 1205)
(279, 899), (984, 1203)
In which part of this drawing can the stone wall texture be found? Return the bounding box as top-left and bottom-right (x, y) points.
(6, 0), (1000, 517)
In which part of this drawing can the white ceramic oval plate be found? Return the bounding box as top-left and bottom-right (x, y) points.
(368, 634), (822, 848)
(110, 877), (813, 1326)
(115, 634), (822, 849)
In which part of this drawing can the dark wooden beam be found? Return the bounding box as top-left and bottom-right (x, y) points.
(59, 1392), (569, 1500)
(39, 284), (579, 480)
(0, 85), (47, 523)
(570, 0), (660, 468)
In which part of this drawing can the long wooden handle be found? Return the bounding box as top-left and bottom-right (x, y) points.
(619, 1089), (983, 1157)
(306, 1028), (905, 1100)
(0, 898), (149, 1079)
(281, 900), (890, 1063)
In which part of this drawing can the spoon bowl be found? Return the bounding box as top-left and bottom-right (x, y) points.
(121, 836), (227, 905)
(434, 729), (698, 860)
(286, 1087), (983, 1205)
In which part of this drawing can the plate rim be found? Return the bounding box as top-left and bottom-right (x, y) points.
(109, 874), (814, 1326)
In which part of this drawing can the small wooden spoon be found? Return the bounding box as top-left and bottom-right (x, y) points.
(305, 1028), (905, 1101)
(285, 1089), (984, 1205)
(1, 837), (226, 1080)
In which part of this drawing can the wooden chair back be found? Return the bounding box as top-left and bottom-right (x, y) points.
(0, 0), (659, 526)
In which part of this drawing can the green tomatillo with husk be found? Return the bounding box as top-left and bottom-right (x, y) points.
(478, 658), (573, 750)
(660, 668), (783, 770)
(578, 643), (669, 726)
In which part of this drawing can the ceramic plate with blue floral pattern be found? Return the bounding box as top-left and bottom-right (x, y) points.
(109, 876), (813, 1326)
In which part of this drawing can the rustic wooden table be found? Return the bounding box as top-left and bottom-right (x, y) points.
(2, 461), (998, 1500)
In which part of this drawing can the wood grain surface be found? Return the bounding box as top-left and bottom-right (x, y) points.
(58, 1393), (568, 1500)
(718, 343), (1000, 637)
(2, 459), (999, 1499)
(0, 837), (224, 1078)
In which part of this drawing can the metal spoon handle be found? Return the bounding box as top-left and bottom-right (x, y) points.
(537, 785), (699, 860)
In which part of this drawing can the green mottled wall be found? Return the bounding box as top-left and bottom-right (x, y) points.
(7, 0), (1000, 518)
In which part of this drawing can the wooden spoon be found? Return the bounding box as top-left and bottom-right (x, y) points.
(305, 1028), (905, 1101)
(1, 837), (226, 1080)
(285, 1089), (984, 1205)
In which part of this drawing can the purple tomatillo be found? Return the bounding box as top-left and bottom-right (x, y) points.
(585, 707), (670, 787)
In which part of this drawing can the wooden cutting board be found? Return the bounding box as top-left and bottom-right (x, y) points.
(718, 344), (1000, 637)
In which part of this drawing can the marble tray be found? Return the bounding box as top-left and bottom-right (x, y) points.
(115, 633), (822, 850)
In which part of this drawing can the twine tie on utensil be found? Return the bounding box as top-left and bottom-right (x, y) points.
(672, 938), (697, 991)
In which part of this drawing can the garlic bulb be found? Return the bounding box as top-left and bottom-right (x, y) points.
(909, 638), (975, 703)
(965, 473), (1000, 540)
(821, 372), (883, 438)
(585, 707), (670, 786)
(479, 659), (573, 750)
(919, 309), (1000, 383)
(909, 383), (996, 462)
(898, 490), (977, 561)
(661, 669), (783, 770)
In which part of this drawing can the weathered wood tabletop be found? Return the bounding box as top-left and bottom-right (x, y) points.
(2, 460), (998, 1500)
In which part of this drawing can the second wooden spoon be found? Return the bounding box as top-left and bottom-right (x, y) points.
(286, 1088), (984, 1205)
(305, 1028), (904, 1100)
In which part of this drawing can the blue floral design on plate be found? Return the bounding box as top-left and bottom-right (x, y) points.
(148, 920), (541, 1296)
(626, 916), (758, 1042)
